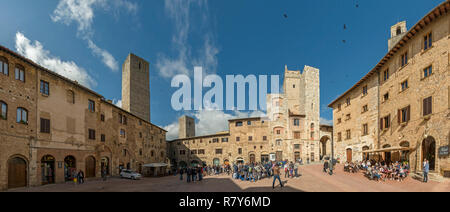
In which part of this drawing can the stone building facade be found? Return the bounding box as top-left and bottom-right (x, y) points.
(328, 1), (450, 177)
(168, 65), (331, 168)
(0, 46), (166, 190)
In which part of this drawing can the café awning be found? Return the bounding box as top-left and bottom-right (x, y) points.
(362, 146), (410, 153)
(143, 163), (168, 168)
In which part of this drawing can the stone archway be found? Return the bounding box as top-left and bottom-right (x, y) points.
(320, 136), (330, 160)
(422, 136), (436, 171)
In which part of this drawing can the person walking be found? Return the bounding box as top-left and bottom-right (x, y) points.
(198, 166), (203, 181)
(186, 167), (191, 183)
(77, 170), (85, 184)
(179, 168), (184, 181)
(423, 159), (429, 183)
(294, 160), (300, 178)
(272, 164), (283, 189)
(323, 159), (329, 173)
(101, 168), (107, 181)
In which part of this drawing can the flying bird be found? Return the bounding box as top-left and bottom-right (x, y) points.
(344, 24), (347, 30)
(283, 14), (288, 18)
(342, 40), (346, 43)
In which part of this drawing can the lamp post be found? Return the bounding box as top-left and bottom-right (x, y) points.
(330, 132), (334, 175)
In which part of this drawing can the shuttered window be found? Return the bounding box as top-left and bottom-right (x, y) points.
(40, 118), (50, 133)
(398, 106), (411, 123)
(423, 97), (432, 116)
(88, 129), (96, 140)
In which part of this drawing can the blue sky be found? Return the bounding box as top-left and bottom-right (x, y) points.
(0, 0), (444, 139)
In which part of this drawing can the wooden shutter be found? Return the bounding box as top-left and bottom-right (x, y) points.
(407, 106), (411, 122)
(423, 98), (428, 116)
(380, 118), (383, 130)
(398, 110), (401, 123)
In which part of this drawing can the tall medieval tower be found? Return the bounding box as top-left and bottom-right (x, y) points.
(122, 53), (151, 122)
(179, 116), (196, 139)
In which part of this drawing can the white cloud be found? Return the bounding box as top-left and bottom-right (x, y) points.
(113, 99), (122, 108)
(15, 32), (97, 88)
(157, 0), (219, 79)
(51, 0), (137, 71)
(87, 39), (118, 71)
(320, 117), (333, 126)
(164, 109), (266, 141)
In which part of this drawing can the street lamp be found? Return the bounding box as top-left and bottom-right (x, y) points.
(330, 132), (334, 175)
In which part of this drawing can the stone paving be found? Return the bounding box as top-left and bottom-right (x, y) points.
(6, 164), (450, 192)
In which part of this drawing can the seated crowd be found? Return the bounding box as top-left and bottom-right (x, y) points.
(344, 160), (410, 182)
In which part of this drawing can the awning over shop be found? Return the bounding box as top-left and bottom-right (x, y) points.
(143, 163), (168, 168)
(362, 146), (410, 153)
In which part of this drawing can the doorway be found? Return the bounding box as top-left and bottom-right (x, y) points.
(41, 155), (55, 185)
(422, 137), (436, 171)
(64, 156), (76, 182)
(346, 148), (352, 162)
(101, 157), (110, 175)
(8, 157), (27, 189)
(85, 156), (96, 178)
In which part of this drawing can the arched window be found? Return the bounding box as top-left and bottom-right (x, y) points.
(0, 57), (8, 75)
(160, 151), (164, 158)
(396, 27), (402, 36)
(151, 150), (154, 157)
(15, 64), (25, 82)
(311, 123), (315, 130)
(0, 101), (7, 120)
(16, 107), (28, 124)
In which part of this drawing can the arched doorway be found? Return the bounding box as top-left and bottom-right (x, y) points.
(249, 154), (256, 164)
(320, 136), (329, 160)
(41, 155), (55, 185)
(422, 137), (436, 171)
(213, 158), (220, 166)
(8, 156), (27, 189)
(383, 144), (391, 165)
(101, 157), (110, 175)
(362, 146), (370, 161)
(64, 156), (76, 182)
(85, 156), (96, 178)
(346, 148), (352, 162)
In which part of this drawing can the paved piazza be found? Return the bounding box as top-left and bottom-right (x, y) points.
(6, 164), (449, 192)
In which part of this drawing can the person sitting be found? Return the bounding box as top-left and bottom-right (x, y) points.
(373, 169), (381, 181)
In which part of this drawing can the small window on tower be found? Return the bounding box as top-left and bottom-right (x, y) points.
(396, 27), (402, 36)
(139, 62), (141, 70)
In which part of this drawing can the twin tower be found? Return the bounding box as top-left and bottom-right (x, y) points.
(121, 54), (150, 122)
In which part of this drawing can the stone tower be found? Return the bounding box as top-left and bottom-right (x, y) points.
(122, 53), (150, 122)
(388, 21), (407, 51)
(179, 116), (195, 139)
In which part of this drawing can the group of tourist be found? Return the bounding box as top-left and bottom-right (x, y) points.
(343, 160), (411, 182)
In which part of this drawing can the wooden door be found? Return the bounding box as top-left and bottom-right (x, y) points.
(85, 156), (96, 178)
(346, 149), (352, 162)
(8, 157), (27, 189)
